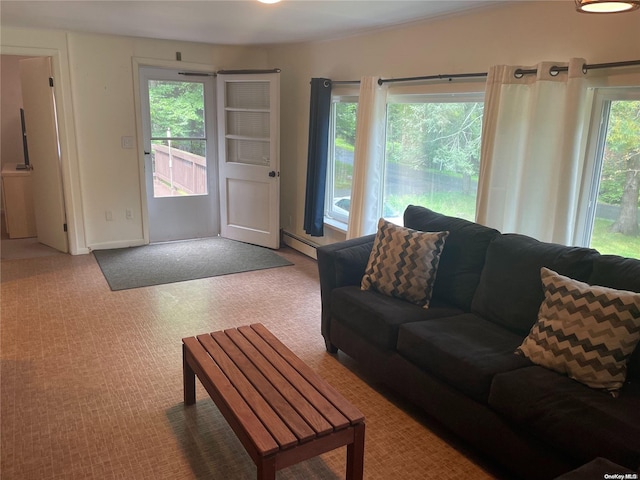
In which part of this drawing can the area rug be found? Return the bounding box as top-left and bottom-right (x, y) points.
(93, 237), (293, 291)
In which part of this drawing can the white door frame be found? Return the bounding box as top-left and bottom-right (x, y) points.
(1, 46), (87, 254)
(133, 58), (218, 243)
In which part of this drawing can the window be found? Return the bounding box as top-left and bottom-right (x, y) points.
(383, 93), (484, 223)
(148, 79), (208, 197)
(325, 96), (358, 227)
(583, 88), (640, 259)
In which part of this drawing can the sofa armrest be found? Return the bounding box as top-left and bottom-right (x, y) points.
(316, 234), (375, 351)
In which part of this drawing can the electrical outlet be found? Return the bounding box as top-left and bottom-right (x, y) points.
(105, 210), (113, 221)
(126, 208), (133, 220)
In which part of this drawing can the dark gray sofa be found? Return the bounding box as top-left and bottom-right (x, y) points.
(317, 205), (640, 480)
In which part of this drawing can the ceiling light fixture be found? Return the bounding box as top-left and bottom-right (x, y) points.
(575, 0), (640, 13)
(257, 0), (281, 4)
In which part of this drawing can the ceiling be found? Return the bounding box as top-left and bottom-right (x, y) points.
(0, 1), (500, 46)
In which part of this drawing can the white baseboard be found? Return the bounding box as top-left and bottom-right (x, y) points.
(88, 239), (146, 251)
(281, 230), (318, 259)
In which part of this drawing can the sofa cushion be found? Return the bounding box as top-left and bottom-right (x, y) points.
(404, 205), (500, 311)
(471, 234), (599, 335)
(589, 254), (640, 382)
(516, 268), (640, 395)
(361, 218), (448, 308)
(331, 286), (463, 351)
(489, 366), (640, 469)
(396, 314), (531, 403)
(553, 457), (638, 480)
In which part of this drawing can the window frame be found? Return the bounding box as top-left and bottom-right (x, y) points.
(577, 86), (640, 248)
(324, 94), (358, 231)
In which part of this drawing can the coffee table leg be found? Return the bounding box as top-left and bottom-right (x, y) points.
(346, 422), (365, 480)
(257, 456), (276, 480)
(183, 344), (196, 406)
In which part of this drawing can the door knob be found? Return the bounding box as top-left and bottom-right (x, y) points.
(269, 171), (276, 177)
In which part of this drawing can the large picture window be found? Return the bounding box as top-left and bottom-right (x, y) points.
(383, 93), (484, 222)
(582, 88), (640, 259)
(325, 96), (358, 227)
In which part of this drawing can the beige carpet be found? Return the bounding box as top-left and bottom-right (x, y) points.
(1, 246), (502, 479)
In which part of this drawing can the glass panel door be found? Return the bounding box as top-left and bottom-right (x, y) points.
(139, 67), (218, 243)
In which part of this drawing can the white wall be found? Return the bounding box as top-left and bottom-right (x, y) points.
(2, 4), (639, 254)
(267, 1), (640, 247)
(66, 32), (269, 249)
(1, 27), (269, 252)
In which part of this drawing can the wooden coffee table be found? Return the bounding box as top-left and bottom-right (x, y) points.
(182, 323), (365, 479)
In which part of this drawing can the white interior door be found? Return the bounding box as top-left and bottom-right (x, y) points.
(140, 67), (218, 243)
(19, 57), (68, 253)
(217, 72), (280, 249)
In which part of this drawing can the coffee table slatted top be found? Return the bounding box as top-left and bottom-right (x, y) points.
(182, 323), (365, 457)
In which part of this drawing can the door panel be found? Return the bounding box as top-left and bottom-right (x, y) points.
(140, 67), (218, 243)
(217, 73), (280, 249)
(19, 57), (68, 253)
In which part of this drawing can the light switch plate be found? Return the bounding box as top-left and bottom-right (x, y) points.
(121, 136), (135, 149)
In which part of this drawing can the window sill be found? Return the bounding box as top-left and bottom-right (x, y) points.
(324, 216), (347, 233)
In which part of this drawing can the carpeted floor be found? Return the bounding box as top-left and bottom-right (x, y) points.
(0, 246), (503, 479)
(93, 237), (293, 291)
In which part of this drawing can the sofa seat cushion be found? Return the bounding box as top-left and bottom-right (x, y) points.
(489, 366), (640, 469)
(331, 286), (463, 351)
(396, 314), (532, 403)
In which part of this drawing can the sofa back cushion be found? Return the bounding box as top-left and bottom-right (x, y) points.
(588, 254), (640, 382)
(404, 205), (500, 311)
(471, 233), (599, 335)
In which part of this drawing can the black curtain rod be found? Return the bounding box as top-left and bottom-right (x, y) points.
(179, 68), (282, 77)
(217, 68), (281, 75)
(378, 72), (488, 85)
(318, 80), (360, 87)
(515, 59), (640, 78)
(179, 72), (215, 77)
(374, 59), (640, 85)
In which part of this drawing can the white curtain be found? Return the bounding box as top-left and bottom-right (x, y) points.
(347, 76), (388, 239)
(476, 58), (588, 245)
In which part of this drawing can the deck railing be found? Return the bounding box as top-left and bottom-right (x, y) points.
(153, 144), (207, 195)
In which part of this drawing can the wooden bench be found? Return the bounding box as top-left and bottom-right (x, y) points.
(182, 323), (365, 479)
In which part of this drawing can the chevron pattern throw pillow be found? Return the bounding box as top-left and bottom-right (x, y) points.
(516, 267), (640, 394)
(361, 218), (448, 308)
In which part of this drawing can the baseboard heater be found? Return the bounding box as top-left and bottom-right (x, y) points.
(281, 230), (319, 259)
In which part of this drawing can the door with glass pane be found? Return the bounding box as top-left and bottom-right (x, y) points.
(217, 72), (280, 249)
(140, 67), (218, 242)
